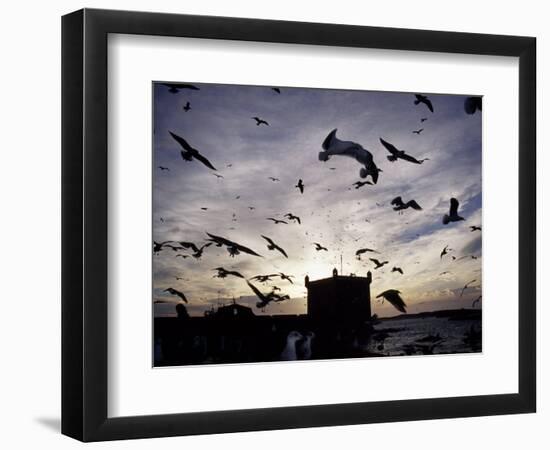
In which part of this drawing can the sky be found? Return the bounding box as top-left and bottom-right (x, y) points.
(152, 82), (482, 318)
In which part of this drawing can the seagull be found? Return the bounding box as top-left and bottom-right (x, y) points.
(158, 166), (170, 171)
(442, 198), (465, 224)
(370, 258), (389, 269)
(412, 128), (424, 135)
(280, 331), (303, 361)
(464, 97), (482, 115)
(250, 274), (278, 283)
(420, 117), (428, 122)
(183, 101), (191, 112)
(271, 87), (281, 94)
(252, 117), (269, 126)
(376, 289), (407, 313)
(439, 271), (451, 276)
(163, 287), (188, 303)
(268, 177), (280, 182)
(440, 245), (451, 259)
(320, 129), (381, 184)
(313, 242), (328, 251)
(295, 179), (304, 194)
(355, 248), (379, 259)
(391, 196), (422, 211)
(266, 217), (288, 225)
(353, 181), (373, 189)
(206, 233), (262, 257)
(460, 279), (477, 297)
(296, 331), (315, 360)
(246, 281), (286, 308)
(261, 235), (288, 258)
(169, 131), (217, 171)
(392, 267), (404, 274)
(153, 240), (173, 253)
(161, 82), (200, 93)
(414, 94), (434, 113)
(212, 173), (224, 179)
(470, 225), (482, 232)
(472, 295), (482, 308)
(380, 138), (426, 164)
(278, 272), (294, 284)
(284, 213), (301, 224)
(213, 267), (245, 279)
(177, 241), (201, 253)
(192, 243), (211, 259)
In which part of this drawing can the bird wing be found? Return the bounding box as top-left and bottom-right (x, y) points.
(379, 138), (399, 156)
(246, 281), (267, 303)
(377, 290), (407, 313)
(274, 244), (288, 258)
(234, 241), (262, 257)
(391, 196), (403, 206)
(407, 200), (423, 210)
(261, 235), (274, 245)
(178, 241), (199, 253)
(370, 258), (381, 265)
(399, 153), (422, 164)
(169, 131), (193, 152)
(425, 98), (434, 112)
(192, 151), (217, 171)
(449, 198), (460, 216)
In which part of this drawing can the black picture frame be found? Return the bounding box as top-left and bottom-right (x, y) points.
(62, 8), (536, 442)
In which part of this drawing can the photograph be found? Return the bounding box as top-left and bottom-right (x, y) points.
(152, 82), (483, 367)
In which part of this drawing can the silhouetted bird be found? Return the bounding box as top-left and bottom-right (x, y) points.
(250, 274), (278, 283)
(472, 295), (482, 308)
(213, 267), (244, 279)
(370, 258), (389, 269)
(313, 242), (328, 251)
(162, 83), (200, 93)
(414, 94), (434, 113)
(271, 87), (281, 94)
(470, 225), (482, 232)
(439, 271), (451, 276)
(320, 129), (381, 183)
(266, 217), (288, 225)
(153, 240), (172, 253)
(440, 245), (451, 259)
(376, 289), (407, 313)
(158, 166), (170, 171)
(246, 281), (284, 308)
(380, 138), (426, 164)
(420, 117), (428, 122)
(391, 196), (422, 211)
(200, 207), (208, 211)
(164, 287), (188, 303)
(392, 267), (404, 274)
(192, 243), (211, 259)
(284, 213), (301, 224)
(252, 117), (269, 126)
(261, 235), (288, 258)
(183, 101), (191, 112)
(355, 248), (379, 259)
(278, 272), (294, 284)
(412, 128), (424, 135)
(177, 241), (200, 253)
(353, 181), (373, 189)
(206, 233), (262, 257)
(460, 279), (477, 297)
(464, 96), (482, 115)
(280, 331), (303, 360)
(212, 173), (224, 179)
(442, 198), (465, 224)
(295, 179), (304, 194)
(169, 131), (217, 170)
(268, 177), (280, 182)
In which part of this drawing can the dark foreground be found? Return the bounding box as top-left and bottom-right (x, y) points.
(154, 309), (481, 367)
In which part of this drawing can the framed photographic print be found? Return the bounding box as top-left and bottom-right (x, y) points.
(62, 8), (536, 442)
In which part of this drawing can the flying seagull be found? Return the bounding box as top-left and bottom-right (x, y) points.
(353, 181), (373, 189)
(213, 267), (245, 279)
(295, 179), (304, 194)
(391, 196), (422, 211)
(261, 235), (288, 258)
(470, 225), (482, 232)
(268, 177), (280, 182)
(414, 94), (434, 113)
(284, 213), (301, 224)
(266, 217), (288, 225)
(271, 87), (281, 94)
(252, 117), (269, 126)
(250, 274), (278, 283)
(442, 198), (465, 224)
(392, 267), (404, 274)
(163, 287), (188, 303)
(380, 138), (426, 164)
(420, 117), (428, 122)
(460, 279), (477, 297)
(158, 166), (170, 171)
(183, 101), (191, 112)
(320, 129), (381, 184)
(246, 281), (287, 308)
(313, 242), (328, 251)
(177, 241), (200, 253)
(370, 258), (389, 269)
(212, 173), (224, 179)
(169, 131), (217, 171)
(153, 240), (173, 253)
(162, 83), (200, 93)
(278, 272), (295, 284)
(206, 233), (262, 257)
(464, 97), (482, 115)
(440, 245), (452, 259)
(192, 243), (211, 259)
(355, 248), (379, 259)
(376, 289), (407, 313)
(412, 128), (424, 135)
